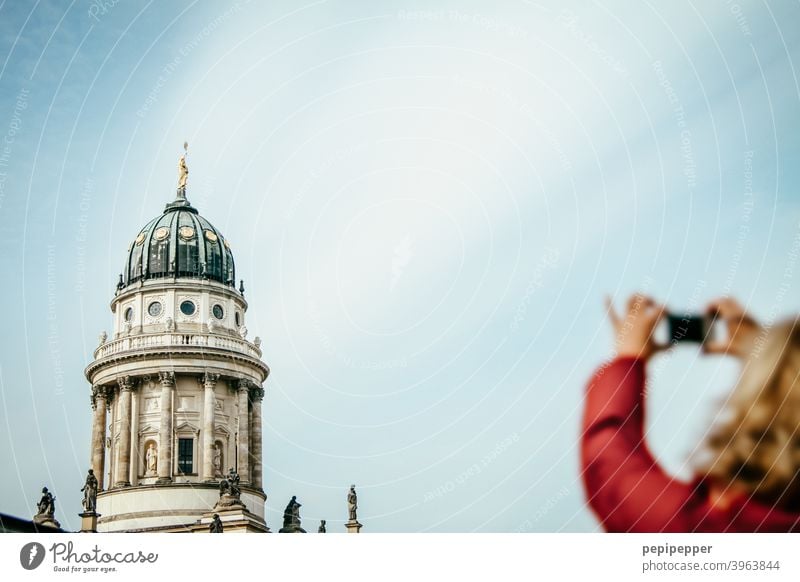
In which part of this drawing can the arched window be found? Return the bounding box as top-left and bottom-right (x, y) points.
(177, 240), (199, 277)
(128, 243), (144, 282)
(206, 239), (222, 280)
(148, 232), (170, 277)
(177, 218), (199, 277)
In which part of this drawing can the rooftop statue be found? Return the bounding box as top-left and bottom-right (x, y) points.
(177, 141), (188, 196)
(347, 485), (358, 522)
(81, 469), (98, 513)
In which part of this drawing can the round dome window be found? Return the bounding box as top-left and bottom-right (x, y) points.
(124, 307), (133, 322)
(148, 301), (163, 317)
(180, 300), (196, 316)
(212, 304), (224, 320)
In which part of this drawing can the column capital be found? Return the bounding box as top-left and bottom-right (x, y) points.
(203, 371), (220, 388)
(249, 384), (265, 402)
(117, 376), (134, 391)
(237, 378), (252, 393)
(90, 385), (110, 410)
(158, 371), (175, 387)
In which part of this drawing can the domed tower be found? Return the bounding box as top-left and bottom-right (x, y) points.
(85, 151), (269, 532)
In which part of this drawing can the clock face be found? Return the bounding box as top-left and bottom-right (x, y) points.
(135, 232), (146, 245)
(154, 227), (170, 241)
(204, 230), (218, 243)
(179, 226), (195, 241)
(148, 301), (163, 317)
(212, 304), (224, 320)
(180, 300), (196, 316)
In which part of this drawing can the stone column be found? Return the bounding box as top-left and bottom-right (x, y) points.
(237, 379), (250, 484)
(107, 393), (116, 489)
(89, 386), (109, 491)
(129, 386), (139, 486)
(250, 385), (265, 490)
(202, 372), (220, 482)
(114, 376), (133, 488)
(157, 371), (175, 483)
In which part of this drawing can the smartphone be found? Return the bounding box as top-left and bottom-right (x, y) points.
(665, 312), (718, 344)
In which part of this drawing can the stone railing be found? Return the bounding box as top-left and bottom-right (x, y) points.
(94, 332), (262, 361)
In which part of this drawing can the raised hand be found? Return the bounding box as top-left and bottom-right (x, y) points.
(605, 294), (668, 361)
(703, 297), (761, 359)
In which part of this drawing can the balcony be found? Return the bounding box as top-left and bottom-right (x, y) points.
(93, 332), (263, 361)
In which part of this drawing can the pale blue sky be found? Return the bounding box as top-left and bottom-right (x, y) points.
(0, 0), (799, 532)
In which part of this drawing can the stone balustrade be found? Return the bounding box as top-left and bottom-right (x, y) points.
(94, 332), (262, 361)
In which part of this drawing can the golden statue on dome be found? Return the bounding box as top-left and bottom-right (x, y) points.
(177, 141), (188, 197)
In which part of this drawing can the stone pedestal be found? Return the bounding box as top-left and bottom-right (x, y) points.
(33, 514), (61, 530)
(345, 520), (362, 533)
(79, 511), (100, 533)
(278, 524), (306, 533)
(191, 506), (271, 533)
(214, 493), (246, 511)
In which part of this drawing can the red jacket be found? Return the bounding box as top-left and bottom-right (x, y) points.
(581, 356), (800, 532)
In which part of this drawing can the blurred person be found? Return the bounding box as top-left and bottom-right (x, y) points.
(581, 295), (800, 532)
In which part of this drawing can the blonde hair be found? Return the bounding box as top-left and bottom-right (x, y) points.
(699, 317), (800, 506)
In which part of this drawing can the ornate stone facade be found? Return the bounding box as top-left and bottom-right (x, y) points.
(85, 183), (270, 532)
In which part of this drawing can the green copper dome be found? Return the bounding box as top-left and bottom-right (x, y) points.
(120, 197), (236, 290)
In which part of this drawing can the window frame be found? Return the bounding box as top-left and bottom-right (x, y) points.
(177, 437), (194, 475)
